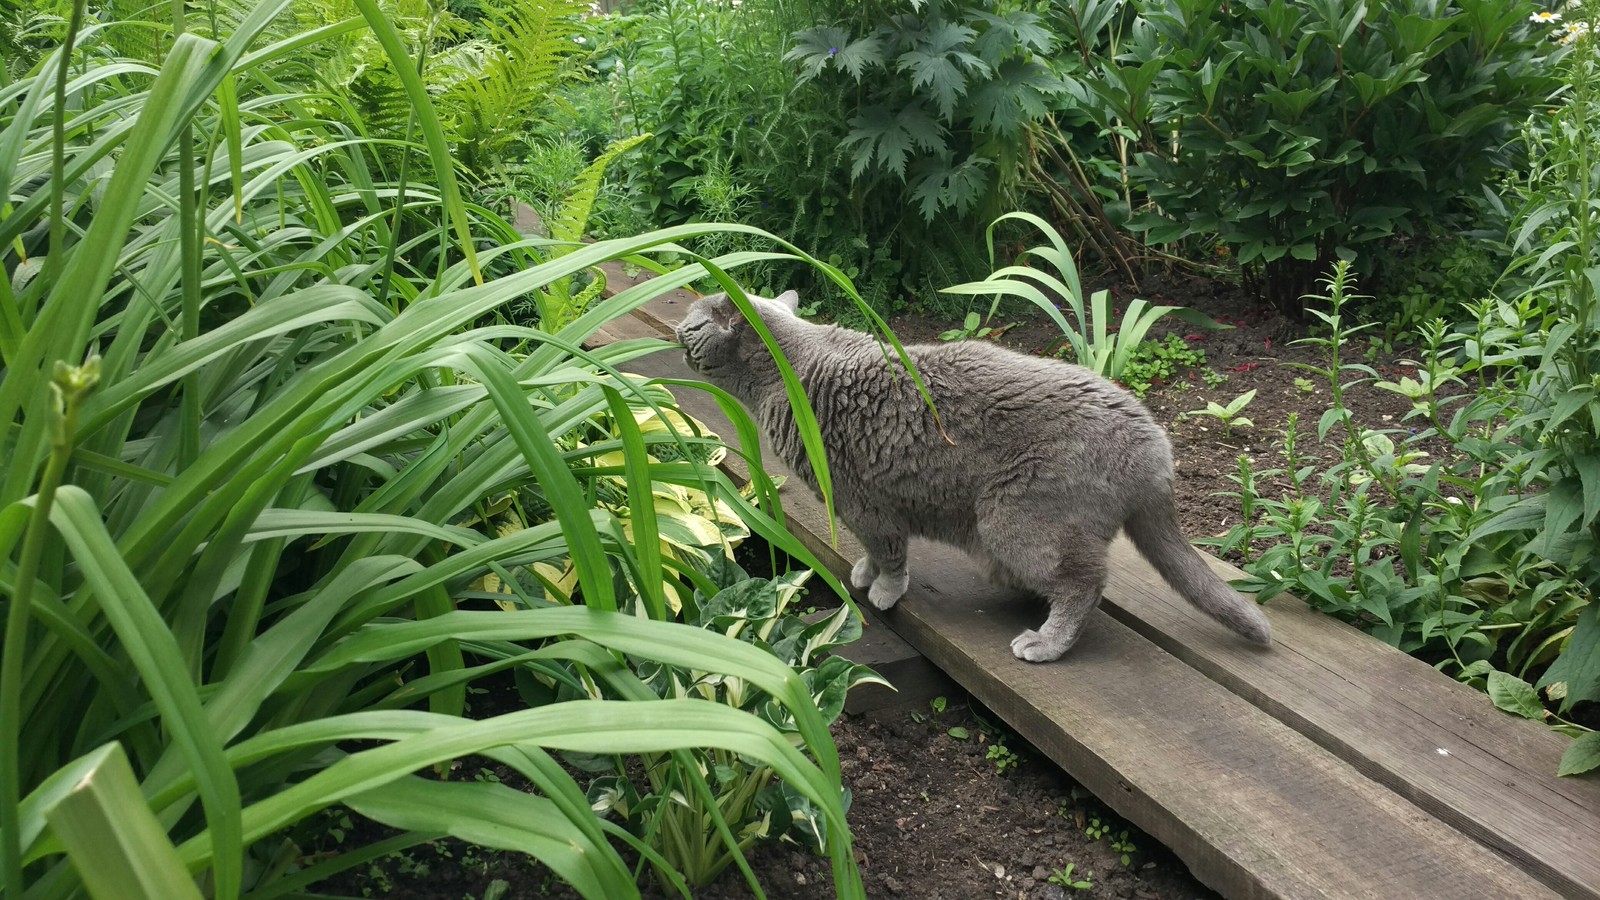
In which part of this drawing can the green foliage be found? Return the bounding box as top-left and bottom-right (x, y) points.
(1114, 334), (1206, 398)
(1110, 830), (1137, 867)
(1048, 862), (1094, 890)
(1203, 253), (1599, 775)
(790, 0), (1064, 223)
(588, 566), (886, 887)
(943, 213), (1226, 381)
(1183, 389), (1257, 436)
(589, 1), (851, 287)
(1045, 0), (1553, 309)
(0, 7), (875, 897)
(314, 0), (588, 173)
(1370, 229), (1507, 340)
(938, 309), (1012, 341)
(985, 741), (1021, 775)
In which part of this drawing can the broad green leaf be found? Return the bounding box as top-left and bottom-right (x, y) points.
(1539, 603), (1600, 711)
(44, 743), (203, 900)
(1486, 671), (1546, 721)
(346, 777), (636, 900)
(1558, 732), (1600, 777)
(46, 488), (242, 899)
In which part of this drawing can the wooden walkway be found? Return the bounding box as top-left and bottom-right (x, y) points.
(585, 272), (1600, 900)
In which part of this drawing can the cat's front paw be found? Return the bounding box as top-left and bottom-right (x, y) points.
(867, 572), (909, 610)
(850, 555), (878, 591)
(1010, 629), (1067, 663)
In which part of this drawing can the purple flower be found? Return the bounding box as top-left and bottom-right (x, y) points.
(828, 47), (839, 56)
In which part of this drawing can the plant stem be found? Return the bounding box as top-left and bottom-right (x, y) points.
(0, 358), (97, 898)
(37, 0), (87, 323)
(174, 0), (202, 471)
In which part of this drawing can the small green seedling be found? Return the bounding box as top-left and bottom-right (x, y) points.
(1048, 864), (1093, 890)
(1183, 388), (1257, 437)
(1083, 815), (1107, 840)
(930, 696), (947, 714)
(939, 311), (1012, 341)
(1293, 376), (1316, 393)
(1202, 368), (1228, 387)
(947, 726), (971, 740)
(1111, 830), (1137, 866)
(986, 742), (1021, 775)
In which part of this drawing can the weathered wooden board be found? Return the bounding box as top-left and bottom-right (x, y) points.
(1100, 541), (1600, 899)
(879, 540), (1555, 900)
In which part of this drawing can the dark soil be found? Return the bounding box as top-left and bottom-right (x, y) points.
(312, 269), (1414, 900)
(318, 698), (1216, 900)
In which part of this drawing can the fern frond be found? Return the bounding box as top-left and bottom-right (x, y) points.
(548, 132), (651, 248)
(435, 0), (584, 167)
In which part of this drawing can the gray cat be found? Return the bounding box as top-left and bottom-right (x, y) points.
(676, 289), (1272, 662)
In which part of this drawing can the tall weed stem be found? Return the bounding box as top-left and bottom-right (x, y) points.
(0, 357), (98, 897)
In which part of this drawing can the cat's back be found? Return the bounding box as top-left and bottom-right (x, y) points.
(905, 339), (1153, 429)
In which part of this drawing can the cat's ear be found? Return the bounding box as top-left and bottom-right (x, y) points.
(773, 290), (800, 313)
(698, 293), (738, 327)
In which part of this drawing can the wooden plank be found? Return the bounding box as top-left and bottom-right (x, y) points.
(829, 536), (1556, 899)
(1100, 541), (1600, 899)
(581, 308), (666, 350)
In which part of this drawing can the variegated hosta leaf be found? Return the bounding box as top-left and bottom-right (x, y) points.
(586, 774), (641, 822)
(757, 780), (839, 854)
(625, 399), (728, 467)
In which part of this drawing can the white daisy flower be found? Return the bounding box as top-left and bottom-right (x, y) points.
(1531, 10), (1563, 22)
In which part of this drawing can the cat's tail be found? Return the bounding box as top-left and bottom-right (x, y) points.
(1123, 495), (1272, 645)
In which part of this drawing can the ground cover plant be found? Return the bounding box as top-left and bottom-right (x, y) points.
(0, 2), (911, 896)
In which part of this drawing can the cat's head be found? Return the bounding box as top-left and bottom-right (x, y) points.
(676, 289), (801, 391)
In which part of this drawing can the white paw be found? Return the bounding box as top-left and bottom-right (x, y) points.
(1009, 629), (1066, 663)
(850, 555), (877, 590)
(867, 572), (909, 610)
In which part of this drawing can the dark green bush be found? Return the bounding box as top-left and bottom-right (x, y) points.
(1047, 0), (1553, 310)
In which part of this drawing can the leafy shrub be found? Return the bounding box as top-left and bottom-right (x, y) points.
(1368, 228), (1506, 340)
(1046, 0), (1553, 310)
(1113, 334), (1207, 398)
(0, 6), (871, 897)
(788, 0), (1063, 223)
(570, 0), (1070, 315)
(578, 1), (856, 288)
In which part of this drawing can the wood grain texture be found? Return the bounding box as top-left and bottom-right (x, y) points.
(1100, 540), (1600, 899)
(873, 540), (1555, 899)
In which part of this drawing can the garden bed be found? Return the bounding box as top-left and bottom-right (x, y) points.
(319, 692), (1214, 900)
(300, 268), (1596, 900)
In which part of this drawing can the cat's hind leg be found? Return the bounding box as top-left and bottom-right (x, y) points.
(982, 517), (1113, 663)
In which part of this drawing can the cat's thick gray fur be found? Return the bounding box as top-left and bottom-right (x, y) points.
(676, 290), (1272, 662)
